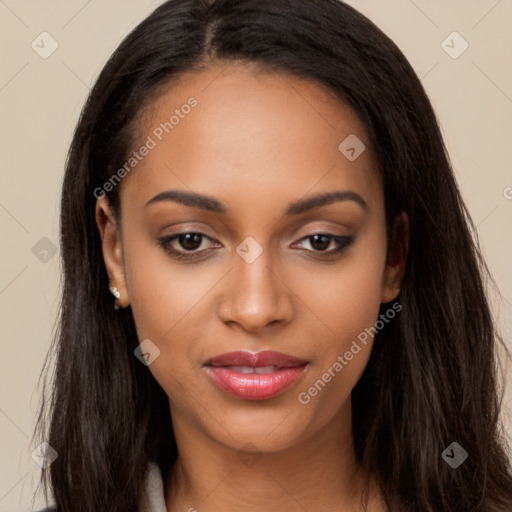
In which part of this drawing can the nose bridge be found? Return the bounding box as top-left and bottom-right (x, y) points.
(220, 237), (292, 331)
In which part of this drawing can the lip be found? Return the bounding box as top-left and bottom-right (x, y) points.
(204, 350), (309, 401)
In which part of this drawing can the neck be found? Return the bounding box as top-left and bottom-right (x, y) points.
(164, 399), (384, 511)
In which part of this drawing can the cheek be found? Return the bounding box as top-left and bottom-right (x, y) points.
(122, 221), (217, 337)
(121, 231), (226, 396)
(293, 224), (387, 409)
(298, 223), (387, 345)
(127, 269), (207, 412)
(121, 237), (228, 438)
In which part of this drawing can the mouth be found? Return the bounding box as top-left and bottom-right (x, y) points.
(203, 350), (309, 401)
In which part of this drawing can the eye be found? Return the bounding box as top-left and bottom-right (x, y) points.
(157, 231), (354, 262)
(157, 232), (219, 260)
(292, 233), (354, 255)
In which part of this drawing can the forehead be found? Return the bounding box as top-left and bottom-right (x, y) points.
(121, 62), (382, 215)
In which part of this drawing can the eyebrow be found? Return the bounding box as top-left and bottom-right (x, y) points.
(145, 189), (368, 215)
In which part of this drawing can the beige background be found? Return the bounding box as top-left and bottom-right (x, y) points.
(1, 1), (511, 510)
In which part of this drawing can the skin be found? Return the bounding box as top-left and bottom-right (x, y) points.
(96, 62), (407, 512)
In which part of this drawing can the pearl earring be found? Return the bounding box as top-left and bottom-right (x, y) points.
(109, 286), (121, 300)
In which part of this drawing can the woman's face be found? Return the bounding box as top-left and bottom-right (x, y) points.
(97, 63), (404, 454)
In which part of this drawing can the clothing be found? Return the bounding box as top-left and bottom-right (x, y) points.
(34, 461), (167, 512)
(139, 461), (168, 512)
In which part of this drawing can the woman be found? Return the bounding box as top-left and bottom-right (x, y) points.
(32, 0), (512, 510)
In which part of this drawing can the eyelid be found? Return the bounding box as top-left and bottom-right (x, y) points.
(157, 231), (219, 249)
(291, 233), (354, 253)
(155, 233), (216, 262)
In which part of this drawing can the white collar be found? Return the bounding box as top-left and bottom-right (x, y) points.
(139, 461), (167, 512)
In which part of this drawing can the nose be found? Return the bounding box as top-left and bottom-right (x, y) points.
(218, 250), (294, 334)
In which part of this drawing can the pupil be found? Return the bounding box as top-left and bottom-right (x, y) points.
(311, 234), (330, 251)
(179, 233), (202, 250)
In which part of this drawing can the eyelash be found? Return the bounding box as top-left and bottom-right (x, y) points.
(156, 232), (354, 261)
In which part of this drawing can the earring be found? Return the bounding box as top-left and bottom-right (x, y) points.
(109, 286), (121, 300)
(109, 286), (123, 310)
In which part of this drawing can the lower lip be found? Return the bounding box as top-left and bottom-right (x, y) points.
(205, 365), (308, 400)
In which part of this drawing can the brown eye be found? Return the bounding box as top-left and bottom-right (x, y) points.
(157, 232), (218, 260)
(309, 234), (332, 251)
(293, 234), (354, 256)
(177, 233), (203, 251)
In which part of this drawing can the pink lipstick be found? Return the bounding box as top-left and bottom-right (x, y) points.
(204, 350), (308, 400)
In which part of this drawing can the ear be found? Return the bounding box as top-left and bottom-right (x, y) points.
(95, 196), (130, 309)
(381, 211), (409, 304)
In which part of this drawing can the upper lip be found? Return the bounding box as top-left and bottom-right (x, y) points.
(204, 350), (308, 369)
